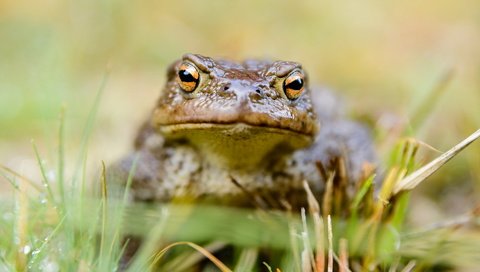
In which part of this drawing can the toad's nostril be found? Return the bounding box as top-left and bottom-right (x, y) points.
(249, 91), (262, 101)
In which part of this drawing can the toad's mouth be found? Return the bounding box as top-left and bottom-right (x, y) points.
(158, 122), (315, 138)
(157, 122), (314, 169)
(151, 106), (317, 138)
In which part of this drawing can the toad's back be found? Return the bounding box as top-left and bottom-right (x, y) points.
(109, 54), (376, 207)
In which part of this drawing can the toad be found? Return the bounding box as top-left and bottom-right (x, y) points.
(109, 53), (376, 208)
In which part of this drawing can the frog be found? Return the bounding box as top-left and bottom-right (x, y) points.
(109, 53), (377, 208)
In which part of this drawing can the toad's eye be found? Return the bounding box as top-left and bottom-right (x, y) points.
(177, 62), (199, 92)
(283, 71), (305, 100)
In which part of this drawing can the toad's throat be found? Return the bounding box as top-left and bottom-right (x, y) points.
(158, 123), (314, 170)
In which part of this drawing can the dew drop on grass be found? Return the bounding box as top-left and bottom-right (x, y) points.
(30, 248), (40, 257)
(46, 170), (56, 182)
(22, 245), (31, 254)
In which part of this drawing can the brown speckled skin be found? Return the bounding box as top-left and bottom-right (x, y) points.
(109, 54), (376, 207)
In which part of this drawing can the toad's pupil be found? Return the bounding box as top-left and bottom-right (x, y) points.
(287, 78), (303, 90)
(179, 70), (196, 82)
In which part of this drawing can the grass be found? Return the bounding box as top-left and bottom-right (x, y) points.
(1, 148), (479, 271)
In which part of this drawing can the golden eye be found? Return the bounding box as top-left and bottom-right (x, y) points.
(177, 62), (200, 92)
(283, 71), (305, 100)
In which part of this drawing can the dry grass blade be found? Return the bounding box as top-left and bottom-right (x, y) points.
(164, 242), (227, 272)
(378, 167), (401, 207)
(332, 252), (352, 272)
(304, 181), (325, 271)
(302, 250), (311, 272)
(327, 215), (333, 272)
(407, 204), (480, 235)
(322, 172), (335, 218)
(393, 129), (480, 194)
(304, 181), (320, 214)
(314, 214), (325, 272)
(150, 241), (232, 272)
(301, 208), (316, 272)
(338, 239), (349, 272)
(400, 260), (416, 272)
(404, 137), (442, 154)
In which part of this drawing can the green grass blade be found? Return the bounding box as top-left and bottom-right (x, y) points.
(0, 165), (42, 192)
(350, 175), (374, 212)
(98, 161), (108, 271)
(0, 171), (19, 190)
(126, 207), (170, 272)
(57, 107), (65, 207)
(72, 69), (109, 183)
(28, 215), (66, 266)
(408, 70), (454, 133)
(0, 253), (13, 272)
(233, 248), (258, 272)
(32, 141), (56, 205)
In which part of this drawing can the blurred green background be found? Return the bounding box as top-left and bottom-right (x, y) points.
(1, 1), (479, 224)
